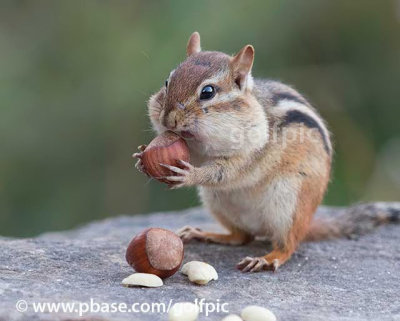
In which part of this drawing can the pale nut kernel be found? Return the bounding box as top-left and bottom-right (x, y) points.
(168, 302), (199, 321)
(181, 261), (218, 285)
(121, 273), (163, 288)
(241, 306), (276, 321)
(221, 314), (243, 321)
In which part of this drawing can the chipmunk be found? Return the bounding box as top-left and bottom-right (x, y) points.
(134, 32), (399, 272)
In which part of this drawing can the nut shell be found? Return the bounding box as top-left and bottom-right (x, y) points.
(141, 131), (190, 183)
(126, 228), (184, 278)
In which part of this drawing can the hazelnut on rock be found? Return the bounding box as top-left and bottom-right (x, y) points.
(126, 228), (184, 278)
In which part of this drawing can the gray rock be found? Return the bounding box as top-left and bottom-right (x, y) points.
(0, 205), (399, 321)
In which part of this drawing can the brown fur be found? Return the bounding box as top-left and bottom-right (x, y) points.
(165, 52), (230, 113)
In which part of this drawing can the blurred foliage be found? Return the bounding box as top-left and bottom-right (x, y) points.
(0, 0), (399, 237)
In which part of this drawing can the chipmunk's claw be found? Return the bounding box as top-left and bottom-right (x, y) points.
(133, 149), (146, 174)
(132, 144), (147, 159)
(159, 161), (197, 188)
(168, 183), (185, 190)
(135, 158), (145, 173)
(159, 163), (186, 175)
(237, 256), (276, 272)
(159, 163), (188, 188)
(178, 159), (193, 170)
(176, 225), (205, 243)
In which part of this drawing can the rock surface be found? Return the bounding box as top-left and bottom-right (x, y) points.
(0, 205), (399, 321)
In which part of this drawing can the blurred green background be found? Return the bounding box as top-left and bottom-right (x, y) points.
(1, 0), (399, 237)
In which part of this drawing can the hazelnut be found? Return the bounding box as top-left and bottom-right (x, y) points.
(141, 131), (190, 183)
(126, 228), (184, 278)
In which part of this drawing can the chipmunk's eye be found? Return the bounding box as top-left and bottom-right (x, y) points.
(200, 85), (215, 100)
(165, 80), (168, 88)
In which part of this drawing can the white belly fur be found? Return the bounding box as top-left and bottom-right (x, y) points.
(199, 176), (300, 242)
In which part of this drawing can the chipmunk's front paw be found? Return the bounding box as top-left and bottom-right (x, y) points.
(237, 256), (278, 273)
(176, 226), (206, 243)
(159, 160), (198, 189)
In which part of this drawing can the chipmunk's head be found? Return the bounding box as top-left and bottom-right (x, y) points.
(148, 32), (268, 157)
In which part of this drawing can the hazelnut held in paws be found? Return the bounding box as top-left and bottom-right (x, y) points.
(134, 131), (190, 184)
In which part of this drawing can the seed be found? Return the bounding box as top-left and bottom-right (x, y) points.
(121, 273), (163, 288)
(181, 261), (218, 285)
(241, 306), (276, 321)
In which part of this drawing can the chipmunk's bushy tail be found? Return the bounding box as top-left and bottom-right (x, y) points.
(305, 202), (400, 242)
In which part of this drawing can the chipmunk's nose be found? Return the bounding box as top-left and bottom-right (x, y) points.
(162, 109), (177, 130)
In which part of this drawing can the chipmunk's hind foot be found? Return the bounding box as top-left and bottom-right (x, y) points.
(176, 226), (206, 243)
(237, 248), (293, 272)
(237, 256), (278, 272)
(176, 226), (253, 245)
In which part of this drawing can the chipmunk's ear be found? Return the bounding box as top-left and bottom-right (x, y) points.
(186, 32), (201, 56)
(232, 45), (254, 90)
